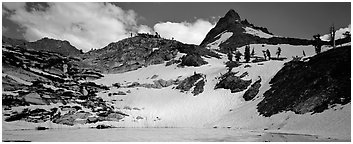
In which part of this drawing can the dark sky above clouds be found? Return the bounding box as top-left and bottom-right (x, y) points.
(2, 2), (350, 51)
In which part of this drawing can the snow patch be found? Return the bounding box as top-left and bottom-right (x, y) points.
(244, 27), (273, 38)
(28, 68), (61, 78)
(206, 31), (233, 50)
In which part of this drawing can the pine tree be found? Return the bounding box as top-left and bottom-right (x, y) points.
(227, 49), (233, 61)
(313, 34), (322, 54)
(330, 25), (336, 48)
(235, 50), (242, 62)
(244, 45), (251, 62)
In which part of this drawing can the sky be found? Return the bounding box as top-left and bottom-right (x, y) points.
(2, 2), (351, 51)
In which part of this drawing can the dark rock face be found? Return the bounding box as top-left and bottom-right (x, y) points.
(243, 77), (262, 101)
(27, 37), (82, 56)
(176, 73), (206, 96)
(224, 9), (241, 22)
(199, 9), (313, 53)
(225, 61), (242, 71)
(200, 9), (245, 50)
(257, 46), (351, 117)
(180, 54), (208, 67)
(192, 80), (205, 96)
(215, 71), (252, 93)
(96, 124), (113, 129)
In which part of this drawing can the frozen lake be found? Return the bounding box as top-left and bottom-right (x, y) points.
(2, 128), (347, 142)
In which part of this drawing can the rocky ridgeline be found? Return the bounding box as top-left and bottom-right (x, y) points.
(2, 43), (130, 126)
(82, 33), (220, 74)
(112, 73), (206, 96)
(2, 36), (82, 57)
(257, 46), (351, 117)
(113, 79), (179, 90)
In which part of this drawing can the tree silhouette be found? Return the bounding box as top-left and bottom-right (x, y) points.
(244, 45), (251, 62)
(235, 50), (242, 62)
(227, 50), (233, 61)
(313, 34), (322, 54)
(276, 47), (281, 58)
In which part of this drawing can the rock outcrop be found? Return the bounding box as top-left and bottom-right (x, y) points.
(214, 71), (252, 93)
(176, 73), (206, 96)
(257, 46), (351, 117)
(243, 77), (262, 101)
(180, 54), (208, 67)
(26, 37), (83, 56)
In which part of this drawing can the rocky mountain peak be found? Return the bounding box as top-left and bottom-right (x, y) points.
(200, 9), (312, 53)
(199, 9), (245, 47)
(224, 9), (241, 22)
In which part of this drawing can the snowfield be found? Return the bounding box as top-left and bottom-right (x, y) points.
(3, 127), (346, 142)
(93, 44), (350, 140)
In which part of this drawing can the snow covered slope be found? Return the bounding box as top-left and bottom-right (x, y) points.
(93, 54), (284, 128)
(244, 27), (274, 38)
(206, 31), (233, 50)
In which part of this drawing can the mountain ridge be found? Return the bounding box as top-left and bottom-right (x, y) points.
(200, 9), (313, 52)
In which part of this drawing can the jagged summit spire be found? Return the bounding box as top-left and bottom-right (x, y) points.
(224, 9), (241, 21)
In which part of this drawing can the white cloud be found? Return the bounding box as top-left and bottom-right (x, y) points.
(3, 2), (139, 51)
(153, 19), (215, 45)
(3, 2), (216, 50)
(138, 25), (154, 34)
(320, 24), (351, 41)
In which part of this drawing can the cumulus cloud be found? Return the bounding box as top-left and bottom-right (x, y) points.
(3, 2), (216, 50)
(320, 24), (351, 41)
(154, 19), (215, 45)
(138, 25), (154, 34)
(3, 2), (139, 51)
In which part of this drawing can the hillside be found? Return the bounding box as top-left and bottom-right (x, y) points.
(82, 33), (220, 74)
(2, 36), (82, 57)
(27, 37), (83, 56)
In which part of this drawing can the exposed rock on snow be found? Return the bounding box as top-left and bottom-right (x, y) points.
(214, 71), (252, 93)
(244, 27), (273, 38)
(176, 73), (206, 96)
(180, 54), (208, 67)
(243, 77), (262, 101)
